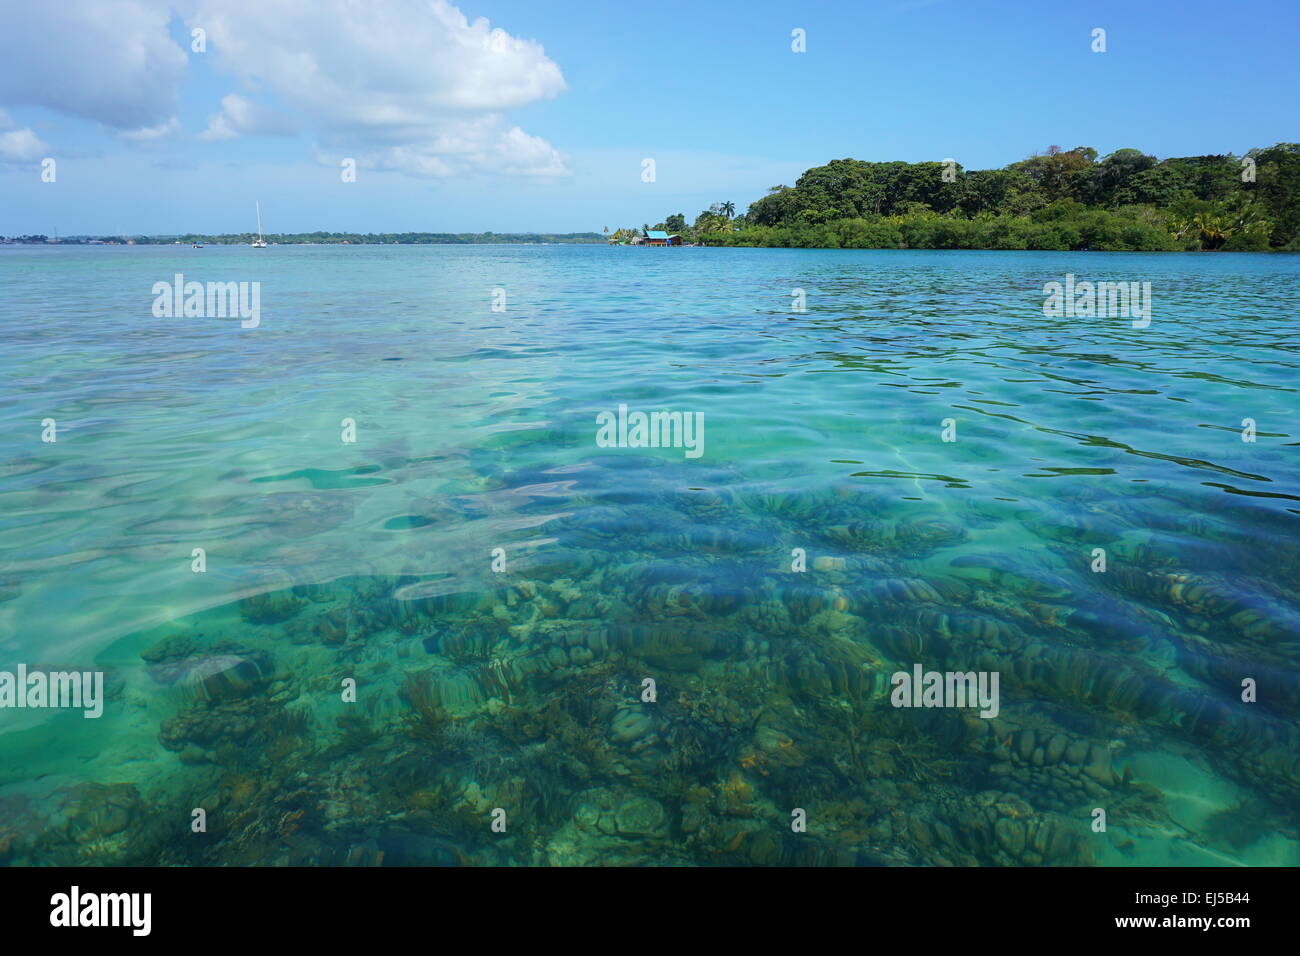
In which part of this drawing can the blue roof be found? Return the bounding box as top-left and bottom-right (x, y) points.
(646, 230), (670, 239)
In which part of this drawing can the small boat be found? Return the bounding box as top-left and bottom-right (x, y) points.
(251, 201), (268, 248)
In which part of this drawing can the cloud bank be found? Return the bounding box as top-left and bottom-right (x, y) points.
(0, 0), (569, 177)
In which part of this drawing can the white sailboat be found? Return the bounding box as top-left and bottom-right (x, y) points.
(251, 201), (268, 247)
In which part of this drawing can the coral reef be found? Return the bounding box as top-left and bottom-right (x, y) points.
(8, 469), (1299, 867)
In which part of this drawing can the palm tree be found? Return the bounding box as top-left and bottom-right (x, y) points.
(720, 201), (735, 219)
(1168, 216), (1194, 242)
(1225, 199), (1267, 234)
(1192, 212), (1229, 250)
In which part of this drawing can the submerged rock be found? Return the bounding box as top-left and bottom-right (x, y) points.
(148, 650), (274, 701)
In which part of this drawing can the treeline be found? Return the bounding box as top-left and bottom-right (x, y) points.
(652, 144), (1300, 251)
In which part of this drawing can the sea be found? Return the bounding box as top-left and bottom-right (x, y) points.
(0, 243), (1297, 866)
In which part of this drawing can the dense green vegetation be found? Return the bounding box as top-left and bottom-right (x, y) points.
(645, 144), (1300, 252)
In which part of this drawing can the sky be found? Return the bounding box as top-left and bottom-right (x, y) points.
(0, 0), (1296, 236)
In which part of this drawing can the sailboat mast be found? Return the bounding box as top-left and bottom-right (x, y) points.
(256, 201), (264, 242)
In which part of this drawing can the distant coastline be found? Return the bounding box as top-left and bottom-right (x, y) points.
(0, 232), (605, 246)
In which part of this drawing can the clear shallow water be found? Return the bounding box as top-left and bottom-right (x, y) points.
(1, 244), (1297, 866)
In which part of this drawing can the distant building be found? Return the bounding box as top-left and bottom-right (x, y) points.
(643, 230), (681, 246)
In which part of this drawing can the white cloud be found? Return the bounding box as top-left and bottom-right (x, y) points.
(199, 94), (300, 141)
(0, 0), (187, 130)
(318, 144), (452, 179)
(0, 127), (50, 163)
(119, 117), (183, 142)
(314, 115), (568, 179)
(194, 0), (565, 118)
(190, 0), (569, 176)
(0, 108), (51, 163)
(0, 0), (570, 178)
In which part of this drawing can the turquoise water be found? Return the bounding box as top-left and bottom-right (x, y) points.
(1, 244), (1297, 866)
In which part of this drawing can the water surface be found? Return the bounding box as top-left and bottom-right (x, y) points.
(1, 245), (1297, 866)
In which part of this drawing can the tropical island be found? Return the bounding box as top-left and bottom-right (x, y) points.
(628, 143), (1300, 252)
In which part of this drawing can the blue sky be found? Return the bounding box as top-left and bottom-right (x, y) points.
(1, 0), (1296, 235)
